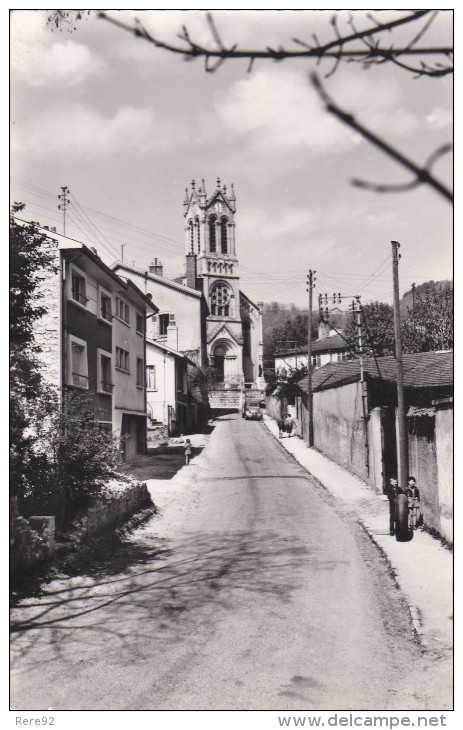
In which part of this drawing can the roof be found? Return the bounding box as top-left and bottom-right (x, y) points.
(13, 219), (157, 311)
(146, 338), (196, 365)
(112, 261), (202, 299)
(275, 333), (348, 357)
(297, 351), (453, 394)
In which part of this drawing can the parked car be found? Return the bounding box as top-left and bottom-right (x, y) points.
(243, 400), (263, 421)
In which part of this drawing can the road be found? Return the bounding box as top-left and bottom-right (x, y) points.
(10, 414), (451, 710)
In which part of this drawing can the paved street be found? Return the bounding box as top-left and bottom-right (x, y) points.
(10, 414), (451, 711)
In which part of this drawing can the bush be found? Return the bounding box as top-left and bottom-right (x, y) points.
(22, 389), (122, 525)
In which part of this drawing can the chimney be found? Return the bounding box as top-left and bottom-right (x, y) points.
(149, 258), (163, 277)
(186, 253), (197, 289)
(166, 317), (178, 351)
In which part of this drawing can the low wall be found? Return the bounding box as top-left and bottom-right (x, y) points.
(69, 482), (153, 541)
(10, 483), (154, 579)
(10, 499), (49, 576)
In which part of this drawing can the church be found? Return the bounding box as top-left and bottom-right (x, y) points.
(183, 178), (264, 391)
(113, 178), (264, 412)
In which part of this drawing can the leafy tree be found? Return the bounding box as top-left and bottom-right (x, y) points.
(10, 206), (57, 499)
(344, 301), (395, 358)
(25, 390), (122, 523)
(402, 284), (453, 352)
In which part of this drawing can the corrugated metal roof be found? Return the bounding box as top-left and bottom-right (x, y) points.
(298, 351), (453, 393)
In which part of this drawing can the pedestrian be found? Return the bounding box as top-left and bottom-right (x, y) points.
(284, 413), (294, 437)
(386, 476), (400, 536)
(184, 438), (192, 466)
(278, 415), (286, 438)
(407, 476), (421, 530)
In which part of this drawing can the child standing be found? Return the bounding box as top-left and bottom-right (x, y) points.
(184, 438), (192, 466)
(407, 476), (421, 529)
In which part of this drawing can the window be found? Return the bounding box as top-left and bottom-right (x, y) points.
(136, 358), (144, 388)
(136, 313), (145, 335)
(243, 319), (251, 356)
(195, 218), (200, 253)
(116, 347), (130, 372)
(221, 217), (228, 254)
(210, 282), (231, 317)
(98, 285), (113, 324)
(97, 349), (113, 393)
(189, 221), (194, 253)
(146, 364), (156, 390)
(115, 296), (130, 324)
(209, 215), (217, 253)
(71, 271), (88, 306)
(158, 312), (175, 337)
(68, 335), (88, 389)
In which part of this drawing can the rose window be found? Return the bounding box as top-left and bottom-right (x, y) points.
(211, 283), (231, 316)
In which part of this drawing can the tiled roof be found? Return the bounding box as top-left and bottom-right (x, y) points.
(298, 351), (453, 393)
(275, 333), (347, 357)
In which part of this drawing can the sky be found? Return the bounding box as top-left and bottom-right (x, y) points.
(10, 8), (453, 309)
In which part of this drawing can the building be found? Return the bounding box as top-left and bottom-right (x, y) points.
(275, 321), (348, 376)
(113, 179), (265, 410)
(145, 338), (196, 439)
(29, 224), (156, 461)
(295, 351), (453, 542)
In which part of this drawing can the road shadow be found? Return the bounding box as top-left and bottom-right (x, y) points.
(10, 527), (331, 669)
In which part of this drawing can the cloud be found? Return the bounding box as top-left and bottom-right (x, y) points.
(10, 10), (105, 86)
(426, 107), (453, 130)
(240, 205), (316, 240)
(11, 104), (158, 159)
(215, 68), (353, 156)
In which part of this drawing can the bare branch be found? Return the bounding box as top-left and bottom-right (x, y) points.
(310, 72), (453, 203)
(351, 178), (421, 194)
(98, 10), (452, 78)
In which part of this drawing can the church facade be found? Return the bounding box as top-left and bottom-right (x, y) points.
(183, 178), (265, 391)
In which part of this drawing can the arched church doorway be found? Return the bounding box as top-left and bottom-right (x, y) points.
(211, 339), (237, 385)
(213, 344), (226, 382)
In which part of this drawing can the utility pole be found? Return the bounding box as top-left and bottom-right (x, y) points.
(391, 241), (408, 491)
(121, 243), (126, 262)
(354, 296), (369, 476)
(306, 270), (316, 446)
(58, 186), (70, 236)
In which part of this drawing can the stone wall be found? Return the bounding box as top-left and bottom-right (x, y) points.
(35, 246), (61, 389)
(10, 499), (49, 576)
(209, 389), (241, 409)
(10, 483), (154, 579)
(69, 482), (154, 541)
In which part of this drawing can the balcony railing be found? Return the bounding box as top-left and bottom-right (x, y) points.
(72, 372), (89, 388)
(72, 290), (89, 305)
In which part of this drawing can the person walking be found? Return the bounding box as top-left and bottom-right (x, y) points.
(407, 476), (421, 529)
(387, 476), (400, 536)
(184, 438), (192, 466)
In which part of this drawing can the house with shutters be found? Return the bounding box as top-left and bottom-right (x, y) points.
(24, 221), (156, 461)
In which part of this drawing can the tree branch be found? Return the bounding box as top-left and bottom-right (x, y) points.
(98, 10), (452, 78)
(310, 72), (453, 203)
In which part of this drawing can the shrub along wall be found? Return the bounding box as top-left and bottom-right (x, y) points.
(10, 482), (154, 578)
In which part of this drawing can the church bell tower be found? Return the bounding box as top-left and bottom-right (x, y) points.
(183, 178), (244, 386)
